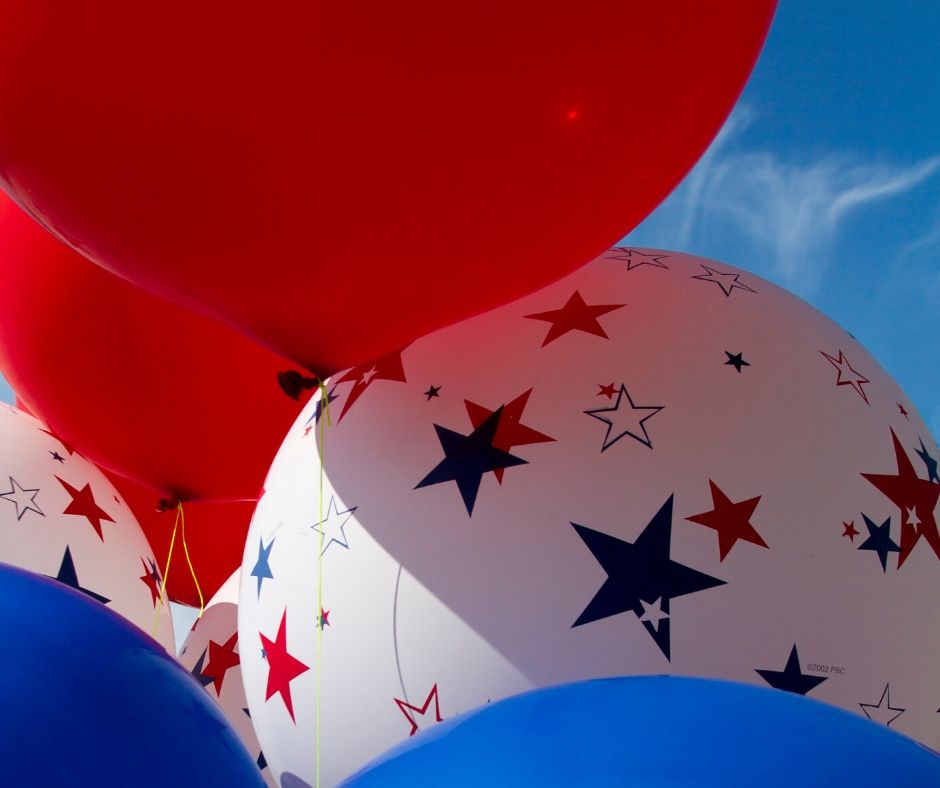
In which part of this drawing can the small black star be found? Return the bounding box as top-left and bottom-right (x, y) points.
(50, 546), (110, 604)
(724, 351), (750, 373)
(423, 385), (442, 401)
(756, 644), (827, 695)
(415, 407), (527, 516)
(49, 451), (66, 463)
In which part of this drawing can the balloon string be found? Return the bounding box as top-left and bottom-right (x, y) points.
(315, 380), (332, 788)
(152, 501), (182, 637)
(178, 503), (205, 618)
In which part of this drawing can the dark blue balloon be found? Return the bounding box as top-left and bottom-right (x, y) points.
(343, 675), (940, 787)
(0, 563), (264, 787)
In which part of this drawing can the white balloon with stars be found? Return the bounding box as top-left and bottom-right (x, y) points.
(239, 248), (940, 786)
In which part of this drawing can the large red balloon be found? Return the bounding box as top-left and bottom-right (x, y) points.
(0, 2), (775, 375)
(0, 194), (307, 502)
(106, 472), (253, 608)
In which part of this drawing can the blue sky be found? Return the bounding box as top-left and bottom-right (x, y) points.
(2, 1), (937, 440)
(625, 0), (939, 438)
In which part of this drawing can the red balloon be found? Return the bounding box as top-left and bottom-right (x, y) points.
(105, 472), (253, 608)
(0, 194), (306, 502)
(0, 2), (775, 375)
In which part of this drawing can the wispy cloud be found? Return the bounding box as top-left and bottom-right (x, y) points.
(626, 106), (940, 295)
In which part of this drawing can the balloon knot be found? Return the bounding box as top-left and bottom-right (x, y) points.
(278, 369), (320, 400)
(155, 497), (181, 513)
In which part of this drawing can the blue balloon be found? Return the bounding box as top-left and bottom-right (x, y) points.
(343, 675), (940, 787)
(0, 563), (264, 787)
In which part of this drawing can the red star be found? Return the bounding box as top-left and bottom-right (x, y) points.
(395, 684), (443, 736)
(524, 291), (625, 346)
(862, 430), (940, 567)
(335, 350), (407, 421)
(464, 389), (555, 483)
(41, 427), (76, 455)
(686, 480), (768, 561)
(259, 610), (309, 722)
(138, 556), (163, 607)
(204, 633), (241, 695)
(56, 476), (114, 540)
(820, 350), (870, 405)
(318, 607), (330, 629)
(898, 402), (909, 419)
(598, 383), (617, 399)
(842, 521), (859, 542)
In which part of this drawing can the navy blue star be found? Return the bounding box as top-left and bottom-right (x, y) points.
(257, 752), (267, 771)
(49, 450), (66, 463)
(858, 513), (900, 572)
(190, 648), (214, 688)
(724, 351), (750, 373)
(50, 546), (110, 604)
(756, 644), (827, 695)
(250, 536), (275, 598)
(415, 407), (527, 516)
(303, 386), (339, 433)
(423, 385), (442, 400)
(571, 496), (725, 660)
(915, 438), (939, 484)
(584, 383), (663, 451)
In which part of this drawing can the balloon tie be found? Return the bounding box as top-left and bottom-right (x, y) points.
(152, 501), (182, 637)
(315, 380), (332, 788)
(178, 503), (205, 617)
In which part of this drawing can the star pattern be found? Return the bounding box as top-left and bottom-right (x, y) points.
(203, 633), (240, 695)
(416, 407), (527, 516)
(334, 350), (407, 421)
(915, 438), (939, 484)
(56, 476), (114, 540)
(49, 451), (66, 463)
(842, 521), (859, 542)
(898, 402), (909, 419)
(756, 644), (827, 695)
(0, 476), (43, 520)
(40, 428), (76, 455)
(303, 386), (339, 436)
(606, 247), (671, 271)
(724, 351), (750, 373)
(138, 556), (164, 607)
(464, 389), (554, 483)
(524, 291), (625, 346)
(423, 385), (441, 400)
(394, 684), (443, 737)
(318, 608), (330, 629)
(862, 429), (940, 566)
(250, 536), (275, 598)
(597, 383), (616, 400)
(259, 610), (310, 722)
(859, 683), (905, 727)
(691, 265), (757, 297)
(51, 546), (109, 604)
(686, 481), (768, 561)
(820, 350), (870, 405)
(572, 496), (726, 660)
(310, 496), (358, 554)
(584, 383), (664, 451)
(857, 514), (900, 572)
(191, 648), (214, 688)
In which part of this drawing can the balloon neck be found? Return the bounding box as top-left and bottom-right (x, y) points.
(155, 497), (182, 513)
(278, 369), (320, 400)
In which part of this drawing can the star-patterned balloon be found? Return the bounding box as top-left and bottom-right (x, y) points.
(179, 571), (275, 787)
(0, 405), (175, 651)
(238, 249), (940, 786)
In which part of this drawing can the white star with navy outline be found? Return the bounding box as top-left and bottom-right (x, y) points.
(308, 495), (358, 555)
(0, 476), (43, 520)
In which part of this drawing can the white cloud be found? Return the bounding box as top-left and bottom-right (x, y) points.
(627, 106), (940, 295)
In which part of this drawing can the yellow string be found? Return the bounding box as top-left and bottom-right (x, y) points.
(178, 503), (205, 618)
(315, 381), (332, 788)
(152, 502), (182, 636)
